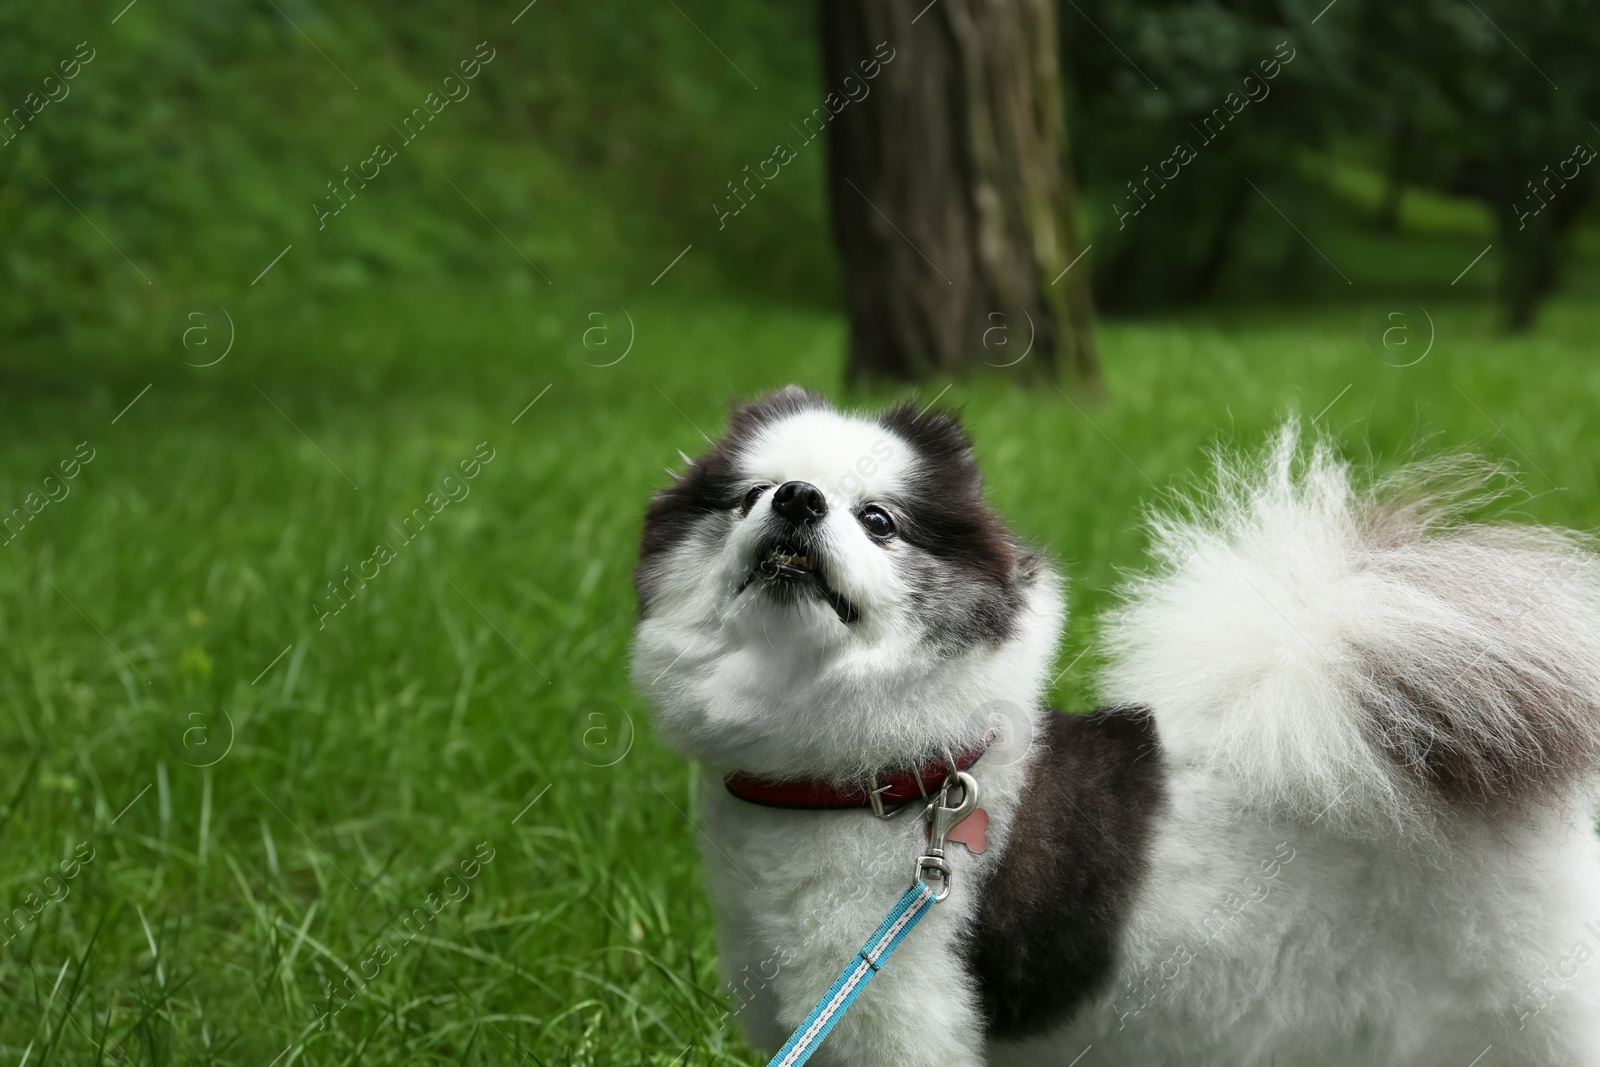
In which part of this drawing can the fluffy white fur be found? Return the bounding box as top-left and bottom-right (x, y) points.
(1001, 792), (1600, 1065)
(1101, 425), (1600, 836)
(636, 411), (1600, 1066)
(1059, 425), (1600, 1064)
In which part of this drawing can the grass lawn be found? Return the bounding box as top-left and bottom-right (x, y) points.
(2, 275), (1600, 1065)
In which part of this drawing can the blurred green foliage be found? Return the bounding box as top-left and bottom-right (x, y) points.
(0, 0), (836, 354)
(1062, 0), (1600, 324)
(5, 0), (1596, 363)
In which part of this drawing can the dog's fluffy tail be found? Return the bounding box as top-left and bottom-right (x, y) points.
(1099, 422), (1600, 832)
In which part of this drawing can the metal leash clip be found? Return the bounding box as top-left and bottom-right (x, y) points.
(915, 769), (979, 902)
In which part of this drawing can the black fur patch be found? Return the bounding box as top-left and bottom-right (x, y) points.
(1377, 664), (1597, 811)
(875, 403), (1012, 584)
(875, 401), (1035, 649)
(967, 705), (1165, 1041)
(634, 386), (827, 614)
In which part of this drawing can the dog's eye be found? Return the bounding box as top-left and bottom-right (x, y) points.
(740, 484), (772, 514)
(858, 505), (895, 538)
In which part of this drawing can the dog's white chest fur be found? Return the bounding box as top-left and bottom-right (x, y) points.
(701, 755), (1031, 1066)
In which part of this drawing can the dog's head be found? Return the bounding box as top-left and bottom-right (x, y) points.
(631, 386), (1062, 777)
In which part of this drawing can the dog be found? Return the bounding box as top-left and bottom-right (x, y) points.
(631, 385), (1600, 1065)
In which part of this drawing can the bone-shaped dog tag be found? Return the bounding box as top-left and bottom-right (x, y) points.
(944, 808), (989, 854)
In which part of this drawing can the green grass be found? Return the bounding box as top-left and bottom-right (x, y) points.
(3, 273), (1600, 1063)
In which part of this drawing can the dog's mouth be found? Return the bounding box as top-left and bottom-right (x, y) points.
(736, 540), (860, 624)
(762, 543), (818, 579)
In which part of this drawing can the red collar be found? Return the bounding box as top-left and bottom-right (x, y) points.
(724, 744), (987, 812)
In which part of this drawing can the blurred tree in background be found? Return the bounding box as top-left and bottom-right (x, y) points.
(1335, 0), (1599, 330)
(1061, 1), (1325, 310)
(821, 0), (1099, 385)
(1061, 0), (1599, 330)
(0, 0), (1595, 378)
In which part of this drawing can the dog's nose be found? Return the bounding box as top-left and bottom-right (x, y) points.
(772, 480), (827, 524)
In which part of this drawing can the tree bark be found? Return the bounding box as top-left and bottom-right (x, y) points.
(1376, 115), (1412, 233)
(1460, 160), (1591, 333)
(821, 0), (1099, 385)
(1498, 180), (1589, 333)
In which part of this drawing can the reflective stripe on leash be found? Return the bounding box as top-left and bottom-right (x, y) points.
(764, 879), (939, 1067)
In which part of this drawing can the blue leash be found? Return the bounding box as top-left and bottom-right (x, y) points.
(762, 879), (939, 1067)
(761, 768), (979, 1067)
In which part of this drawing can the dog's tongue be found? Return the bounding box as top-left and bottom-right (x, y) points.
(944, 808), (989, 854)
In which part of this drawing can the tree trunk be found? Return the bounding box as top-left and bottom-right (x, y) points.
(821, 0), (1099, 385)
(1375, 115), (1412, 233)
(1485, 166), (1591, 333)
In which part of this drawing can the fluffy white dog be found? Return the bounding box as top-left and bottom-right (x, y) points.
(632, 386), (1600, 1066)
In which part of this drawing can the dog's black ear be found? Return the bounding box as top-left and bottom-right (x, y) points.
(726, 385), (829, 437)
(877, 399), (982, 492)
